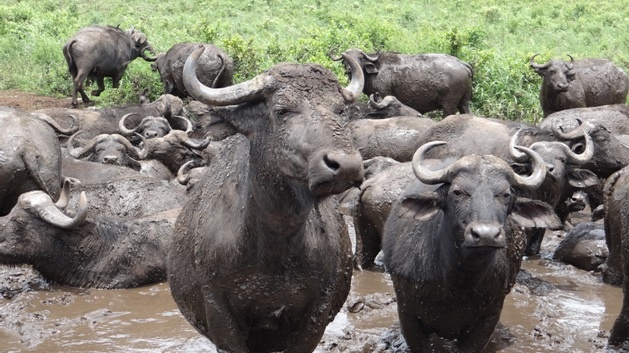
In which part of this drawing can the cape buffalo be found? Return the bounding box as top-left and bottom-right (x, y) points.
(118, 113), (193, 139)
(530, 54), (629, 117)
(367, 93), (422, 118)
(151, 42), (234, 98)
(0, 181), (177, 289)
(63, 25), (157, 107)
(0, 107), (63, 216)
(167, 48), (364, 352)
(67, 131), (147, 170)
(333, 48), (473, 117)
(382, 142), (561, 352)
(602, 165), (629, 349)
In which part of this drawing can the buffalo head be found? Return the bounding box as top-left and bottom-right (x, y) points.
(127, 26), (157, 62)
(367, 93), (422, 118)
(529, 54), (576, 93)
(67, 131), (147, 169)
(119, 113), (193, 139)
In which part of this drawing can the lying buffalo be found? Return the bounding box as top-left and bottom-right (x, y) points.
(168, 48), (364, 352)
(367, 93), (422, 118)
(0, 107), (64, 216)
(530, 54), (629, 117)
(67, 131), (147, 170)
(0, 181), (178, 288)
(333, 48), (473, 116)
(553, 222), (607, 272)
(118, 113), (193, 139)
(151, 42), (234, 98)
(382, 142), (560, 352)
(63, 25), (157, 107)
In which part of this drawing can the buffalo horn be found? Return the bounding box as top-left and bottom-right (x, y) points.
(361, 49), (380, 62)
(29, 190), (88, 229)
(556, 129), (594, 165)
(68, 131), (103, 159)
(182, 134), (211, 150)
(54, 178), (72, 209)
(184, 47), (271, 106)
(511, 146), (546, 189)
(118, 113), (139, 136)
(551, 118), (593, 140)
(113, 133), (148, 160)
(176, 160), (203, 185)
(509, 129), (529, 162)
(411, 141), (451, 184)
(327, 46), (342, 61)
(33, 113), (79, 135)
(175, 115), (194, 135)
(339, 53), (365, 104)
(529, 53), (550, 70)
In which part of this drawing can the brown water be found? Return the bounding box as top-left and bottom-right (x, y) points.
(0, 230), (624, 352)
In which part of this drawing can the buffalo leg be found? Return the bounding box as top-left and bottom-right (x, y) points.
(354, 208), (382, 269)
(397, 309), (431, 352)
(524, 228), (545, 256)
(201, 285), (250, 353)
(456, 304), (502, 353)
(91, 77), (105, 97)
(72, 70), (91, 106)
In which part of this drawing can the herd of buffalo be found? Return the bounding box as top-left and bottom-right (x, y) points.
(2, 24), (629, 352)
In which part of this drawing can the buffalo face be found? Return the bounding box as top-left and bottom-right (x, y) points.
(530, 55), (576, 93)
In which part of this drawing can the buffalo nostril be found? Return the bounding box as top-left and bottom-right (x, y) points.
(145, 131), (158, 138)
(471, 224), (501, 239)
(323, 154), (341, 172)
(103, 155), (119, 164)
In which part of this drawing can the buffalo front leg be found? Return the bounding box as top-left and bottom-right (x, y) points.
(201, 285), (250, 353)
(455, 304), (503, 353)
(91, 77), (105, 97)
(283, 300), (333, 353)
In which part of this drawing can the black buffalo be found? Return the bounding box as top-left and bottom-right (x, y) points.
(167, 48), (365, 352)
(118, 113), (193, 139)
(530, 54), (629, 117)
(367, 93), (422, 118)
(63, 25), (157, 107)
(382, 141), (560, 352)
(152, 42), (234, 98)
(0, 181), (177, 288)
(333, 48), (473, 117)
(67, 131), (147, 170)
(0, 107), (64, 216)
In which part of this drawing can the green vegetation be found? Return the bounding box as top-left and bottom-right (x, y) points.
(1, 0), (628, 123)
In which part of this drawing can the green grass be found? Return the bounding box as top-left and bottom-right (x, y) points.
(1, 0), (628, 123)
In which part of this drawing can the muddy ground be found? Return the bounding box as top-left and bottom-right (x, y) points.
(0, 91), (626, 352)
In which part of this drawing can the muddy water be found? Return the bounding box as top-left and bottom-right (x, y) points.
(0, 231), (624, 352)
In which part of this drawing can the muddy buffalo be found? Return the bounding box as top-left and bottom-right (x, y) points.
(63, 25), (157, 107)
(67, 131), (147, 170)
(167, 48), (365, 352)
(530, 54), (629, 117)
(382, 142), (561, 352)
(333, 48), (473, 117)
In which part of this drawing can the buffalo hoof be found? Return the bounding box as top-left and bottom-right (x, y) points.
(90, 90), (101, 97)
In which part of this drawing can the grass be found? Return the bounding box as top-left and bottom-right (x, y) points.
(1, 0), (628, 123)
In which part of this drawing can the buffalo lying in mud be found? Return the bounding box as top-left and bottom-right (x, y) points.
(367, 93), (422, 118)
(167, 48), (365, 352)
(0, 181), (177, 289)
(0, 107), (64, 216)
(382, 142), (560, 352)
(332, 48), (473, 117)
(118, 113), (193, 139)
(152, 42), (234, 98)
(530, 54), (629, 117)
(63, 25), (157, 107)
(67, 131), (147, 170)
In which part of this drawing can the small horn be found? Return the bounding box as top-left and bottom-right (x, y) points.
(175, 115), (194, 135)
(511, 146), (546, 189)
(118, 113), (139, 136)
(411, 141), (451, 184)
(369, 94), (395, 109)
(54, 178), (72, 209)
(176, 160), (204, 185)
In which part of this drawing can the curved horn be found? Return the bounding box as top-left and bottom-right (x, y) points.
(176, 160), (204, 185)
(112, 133), (148, 160)
(68, 131), (103, 159)
(509, 129), (529, 162)
(369, 94), (395, 109)
(411, 141), (451, 184)
(551, 117), (590, 140)
(142, 45), (157, 62)
(184, 47), (273, 106)
(118, 113), (140, 136)
(209, 53), (226, 88)
(362, 50), (380, 62)
(556, 129), (594, 165)
(29, 191), (88, 229)
(529, 53), (549, 70)
(175, 115), (194, 135)
(511, 146), (547, 189)
(181, 134), (211, 150)
(54, 178), (72, 209)
(33, 113), (79, 135)
(566, 54), (575, 70)
(339, 52), (365, 103)
(328, 46), (342, 61)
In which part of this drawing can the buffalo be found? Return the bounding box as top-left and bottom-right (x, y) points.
(529, 54), (629, 117)
(367, 93), (422, 118)
(0, 107), (64, 216)
(151, 42), (234, 98)
(67, 131), (147, 170)
(63, 25), (157, 107)
(118, 113), (193, 139)
(0, 181), (177, 289)
(382, 141), (561, 352)
(333, 48), (473, 117)
(167, 48), (364, 352)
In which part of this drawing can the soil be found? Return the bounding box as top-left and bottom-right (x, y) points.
(0, 90), (74, 112)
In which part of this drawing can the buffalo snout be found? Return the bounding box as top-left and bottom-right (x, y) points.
(308, 149), (364, 196)
(102, 154), (121, 165)
(464, 222), (506, 248)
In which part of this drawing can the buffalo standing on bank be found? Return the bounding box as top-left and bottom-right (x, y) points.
(63, 25), (157, 107)
(167, 49), (365, 352)
(333, 48), (473, 117)
(530, 54), (629, 117)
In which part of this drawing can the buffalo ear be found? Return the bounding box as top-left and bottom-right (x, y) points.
(567, 168), (599, 188)
(364, 62), (379, 74)
(398, 192), (441, 221)
(511, 197), (562, 230)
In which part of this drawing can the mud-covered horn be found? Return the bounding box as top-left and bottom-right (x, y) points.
(175, 115), (194, 135)
(33, 113), (79, 135)
(68, 131), (100, 159)
(28, 190), (88, 229)
(182, 134), (211, 150)
(557, 129), (594, 165)
(411, 141), (451, 184)
(113, 133), (148, 160)
(54, 178), (72, 209)
(176, 160), (200, 185)
(509, 129), (529, 162)
(339, 52), (365, 103)
(118, 113), (139, 136)
(369, 94), (395, 109)
(551, 117), (589, 140)
(511, 146), (546, 189)
(184, 47), (272, 106)
(529, 53), (549, 70)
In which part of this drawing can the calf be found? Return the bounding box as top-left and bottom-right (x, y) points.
(382, 142), (560, 351)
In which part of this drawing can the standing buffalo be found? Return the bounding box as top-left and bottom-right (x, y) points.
(0, 107), (63, 216)
(332, 48), (473, 116)
(167, 48), (364, 352)
(382, 142), (560, 352)
(530, 54), (629, 117)
(63, 25), (157, 107)
(151, 42), (234, 98)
